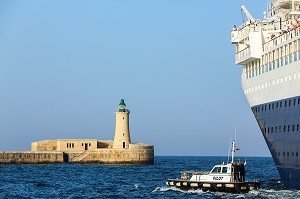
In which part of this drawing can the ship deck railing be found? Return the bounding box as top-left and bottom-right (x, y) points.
(263, 27), (300, 52)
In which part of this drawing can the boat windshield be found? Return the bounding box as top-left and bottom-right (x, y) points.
(211, 166), (221, 173)
(222, 167), (227, 173)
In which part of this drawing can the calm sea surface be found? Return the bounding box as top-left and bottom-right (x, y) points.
(1, 156), (300, 199)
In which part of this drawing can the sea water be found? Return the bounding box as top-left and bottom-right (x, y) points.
(0, 156), (299, 198)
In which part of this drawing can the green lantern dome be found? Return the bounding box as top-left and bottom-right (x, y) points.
(119, 99), (126, 106)
(118, 99), (128, 112)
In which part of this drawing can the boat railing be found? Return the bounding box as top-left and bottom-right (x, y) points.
(180, 170), (208, 179)
(236, 46), (251, 60)
(263, 27), (300, 52)
(235, 20), (279, 37)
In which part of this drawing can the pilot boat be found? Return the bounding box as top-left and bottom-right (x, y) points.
(165, 140), (260, 193)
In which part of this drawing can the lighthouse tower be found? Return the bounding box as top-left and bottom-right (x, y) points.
(113, 99), (131, 149)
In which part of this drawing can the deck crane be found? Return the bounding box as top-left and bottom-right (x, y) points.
(241, 5), (256, 23)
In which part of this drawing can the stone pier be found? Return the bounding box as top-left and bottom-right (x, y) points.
(0, 99), (154, 165)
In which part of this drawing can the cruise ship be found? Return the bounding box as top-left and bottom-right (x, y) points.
(231, 0), (300, 189)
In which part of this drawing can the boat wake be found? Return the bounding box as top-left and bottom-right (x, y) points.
(153, 186), (300, 199)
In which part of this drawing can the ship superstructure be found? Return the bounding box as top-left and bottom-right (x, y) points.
(231, 0), (300, 189)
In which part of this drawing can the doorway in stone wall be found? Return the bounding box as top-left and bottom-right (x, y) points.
(85, 143), (88, 150)
(63, 152), (69, 163)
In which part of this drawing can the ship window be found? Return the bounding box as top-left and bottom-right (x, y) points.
(275, 126), (278, 133)
(262, 106), (264, 111)
(296, 152), (299, 157)
(268, 127), (270, 133)
(294, 99), (296, 105)
(287, 152), (289, 157)
(285, 101), (287, 107)
(271, 127), (274, 133)
(279, 126), (281, 132)
(222, 167), (228, 173)
(264, 128), (267, 134)
(265, 105), (267, 110)
(292, 152), (295, 157)
(276, 102), (278, 108)
(272, 103), (274, 109)
(269, 104), (271, 110)
(293, 125), (295, 131)
(284, 126), (286, 132)
(72, 143), (74, 148)
(283, 152), (285, 156)
(67, 143), (69, 148)
(280, 101), (282, 107)
(211, 167), (221, 173)
(289, 100), (291, 106)
(298, 98), (300, 104)
(297, 124), (299, 131)
(288, 125), (290, 132)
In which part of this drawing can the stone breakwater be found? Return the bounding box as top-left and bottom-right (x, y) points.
(0, 99), (154, 165)
(0, 146), (154, 165)
(0, 151), (63, 164)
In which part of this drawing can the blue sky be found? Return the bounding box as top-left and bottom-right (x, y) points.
(0, 0), (269, 156)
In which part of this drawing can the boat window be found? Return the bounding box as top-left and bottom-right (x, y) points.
(222, 167), (228, 173)
(211, 167), (221, 173)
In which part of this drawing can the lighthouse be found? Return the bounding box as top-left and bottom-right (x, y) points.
(113, 99), (131, 149)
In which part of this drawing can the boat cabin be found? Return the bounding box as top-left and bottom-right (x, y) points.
(189, 163), (233, 182)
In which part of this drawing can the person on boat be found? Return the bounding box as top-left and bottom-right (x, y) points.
(232, 162), (239, 182)
(238, 160), (247, 182)
(232, 25), (237, 31)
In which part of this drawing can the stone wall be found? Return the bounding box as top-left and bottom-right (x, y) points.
(57, 139), (98, 152)
(1, 142), (154, 165)
(68, 147), (154, 164)
(31, 140), (58, 151)
(97, 140), (113, 148)
(0, 151), (64, 164)
(0, 145), (154, 165)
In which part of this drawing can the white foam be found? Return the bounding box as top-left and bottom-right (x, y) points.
(153, 186), (300, 198)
